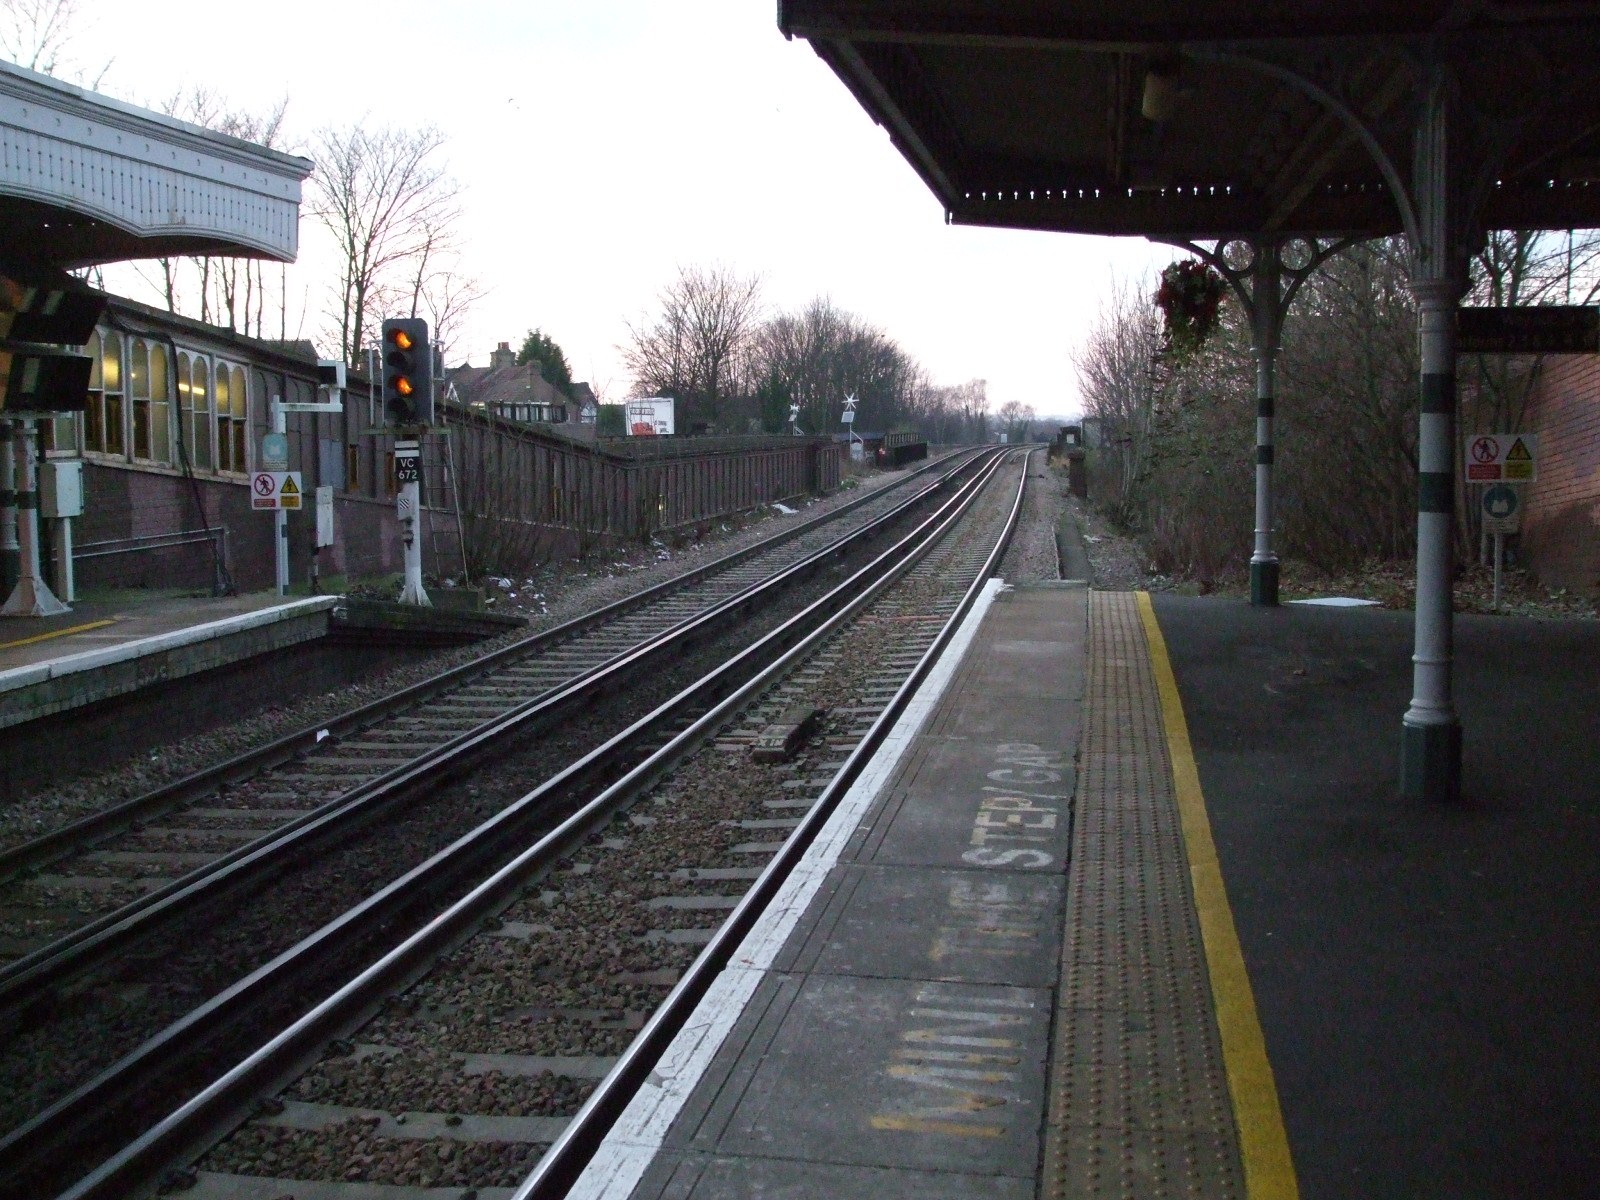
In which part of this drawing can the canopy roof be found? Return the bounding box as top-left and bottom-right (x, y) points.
(0, 59), (312, 269)
(778, 2), (1600, 242)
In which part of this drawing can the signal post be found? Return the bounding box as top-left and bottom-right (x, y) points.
(381, 319), (434, 607)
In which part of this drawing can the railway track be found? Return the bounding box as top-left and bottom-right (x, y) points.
(0, 451), (977, 974)
(25, 448), (1030, 1200)
(0, 453), (988, 1152)
(0, 448), (1025, 1199)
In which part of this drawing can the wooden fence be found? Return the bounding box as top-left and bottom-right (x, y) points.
(426, 404), (842, 575)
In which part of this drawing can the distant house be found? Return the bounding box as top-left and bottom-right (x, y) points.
(569, 381), (599, 424)
(445, 341), (573, 426)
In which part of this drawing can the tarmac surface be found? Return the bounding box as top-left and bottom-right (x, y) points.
(1153, 595), (1600, 1198)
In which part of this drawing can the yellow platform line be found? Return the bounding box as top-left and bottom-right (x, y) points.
(1137, 591), (1299, 1200)
(0, 618), (117, 652)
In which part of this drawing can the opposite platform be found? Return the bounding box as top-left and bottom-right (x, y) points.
(570, 583), (1264, 1199)
(0, 593), (337, 729)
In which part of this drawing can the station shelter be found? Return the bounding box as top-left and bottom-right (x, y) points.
(778, 1), (1600, 801)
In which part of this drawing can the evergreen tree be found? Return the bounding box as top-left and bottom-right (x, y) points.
(517, 328), (574, 396)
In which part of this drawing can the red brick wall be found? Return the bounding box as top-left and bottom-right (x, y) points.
(73, 463), (410, 593)
(1521, 355), (1600, 594)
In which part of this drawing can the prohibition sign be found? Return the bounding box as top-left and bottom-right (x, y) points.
(1471, 436), (1500, 464)
(253, 473), (276, 497)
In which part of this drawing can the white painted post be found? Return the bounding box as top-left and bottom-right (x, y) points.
(52, 512), (74, 602)
(397, 436), (430, 606)
(0, 418), (69, 616)
(272, 396), (289, 598)
(1492, 530), (1504, 611)
(1401, 68), (1464, 802)
(1250, 250), (1283, 606)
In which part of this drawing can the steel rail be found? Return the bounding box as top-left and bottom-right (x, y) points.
(0, 451), (989, 1019)
(515, 447), (1032, 1198)
(44, 449), (1016, 1200)
(0, 448), (978, 886)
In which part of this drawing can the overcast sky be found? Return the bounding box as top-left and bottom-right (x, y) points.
(65, 0), (1174, 417)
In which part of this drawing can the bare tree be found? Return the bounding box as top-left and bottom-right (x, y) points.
(751, 296), (926, 436)
(1074, 276), (1163, 525)
(418, 264), (486, 366)
(623, 265), (762, 429)
(995, 399), (1037, 442)
(308, 121), (460, 365)
(0, 0), (107, 84)
(128, 89), (292, 337)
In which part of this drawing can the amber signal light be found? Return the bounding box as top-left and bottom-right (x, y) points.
(379, 316), (433, 427)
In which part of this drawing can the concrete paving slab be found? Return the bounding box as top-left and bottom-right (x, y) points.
(922, 587), (1084, 741)
(633, 1153), (1033, 1199)
(848, 733), (1074, 872)
(775, 863), (1064, 988)
(666, 972), (1051, 1176)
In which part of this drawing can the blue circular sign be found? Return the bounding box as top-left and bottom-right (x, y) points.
(1482, 483), (1519, 519)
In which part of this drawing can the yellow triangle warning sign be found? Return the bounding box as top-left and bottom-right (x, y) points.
(280, 476), (300, 495)
(1506, 438), (1532, 462)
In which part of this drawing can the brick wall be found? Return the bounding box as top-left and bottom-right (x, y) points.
(71, 463), (406, 593)
(1521, 355), (1600, 594)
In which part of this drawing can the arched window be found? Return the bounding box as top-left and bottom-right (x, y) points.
(149, 343), (172, 464)
(176, 352), (194, 468)
(214, 366), (231, 471)
(230, 366), (248, 471)
(84, 331), (103, 451)
(189, 357), (212, 470)
(130, 339), (150, 459)
(99, 332), (125, 456)
(214, 362), (249, 472)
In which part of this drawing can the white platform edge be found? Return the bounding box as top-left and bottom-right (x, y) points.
(0, 596), (338, 695)
(562, 577), (1008, 1200)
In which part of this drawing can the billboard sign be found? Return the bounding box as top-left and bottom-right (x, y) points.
(626, 397), (675, 436)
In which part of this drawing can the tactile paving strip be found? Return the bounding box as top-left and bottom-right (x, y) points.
(1043, 592), (1245, 1199)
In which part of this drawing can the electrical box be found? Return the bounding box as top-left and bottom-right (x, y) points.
(39, 459), (83, 518)
(315, 485), (335, 548)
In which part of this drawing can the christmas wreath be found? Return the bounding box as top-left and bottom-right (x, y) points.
(1155, 259), (1227, 354)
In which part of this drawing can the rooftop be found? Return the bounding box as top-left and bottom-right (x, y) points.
(0, 58), (313, 267)
(779, 1), (1600, 241)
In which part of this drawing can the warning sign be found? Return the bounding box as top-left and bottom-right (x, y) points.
(1464, 434), (1538, 483)
(251, 471), (303, 510)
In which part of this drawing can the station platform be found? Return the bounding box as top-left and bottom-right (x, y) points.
(571, 582), (1600, 1199)
(0, 591), (337, 730)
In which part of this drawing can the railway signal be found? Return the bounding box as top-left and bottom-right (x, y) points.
(379, 315), (434, 607)
(0, 268), (107, 617)
(381, 317), (433, 427)
(0, 267), (106, 414)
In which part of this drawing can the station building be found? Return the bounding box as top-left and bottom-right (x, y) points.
(0, 61), (840, 608)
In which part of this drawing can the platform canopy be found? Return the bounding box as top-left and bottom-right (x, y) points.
(778, 1), (1600, 244)
(0, 59), (312, 269)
